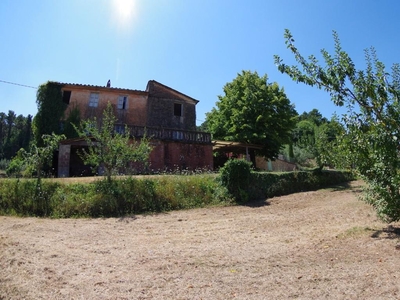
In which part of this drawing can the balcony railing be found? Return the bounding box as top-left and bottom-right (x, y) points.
(121, 125), (211, 144)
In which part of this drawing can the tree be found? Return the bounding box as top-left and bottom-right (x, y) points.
(75, 102), (152, 183)
(0, 112), (6, 157)
(298, 109), (328, 126)
(314, 117), (344, 168)
(206, 70), (298, 161)
(275, 29), (400, 222)
(289, 109), (344, 167)
(0, 111), (32, 160)
(19, 133), (65, 180)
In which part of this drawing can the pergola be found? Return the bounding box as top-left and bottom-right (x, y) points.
(212, 140), (263, 161)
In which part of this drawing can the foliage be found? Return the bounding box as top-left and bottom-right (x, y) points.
(63, 105), (81, 139)
(18, 133), (65, 180)
(75, 102), (152, 182)
(206, 70), (298, 160)
(281, 144), (315, 167)
(6, 153), (25, 177)
(196, 119), (210, 132)
(288, 109), (344, 167)
(33, 82), (66, 146)
(298, 109), (328, 126)
(275, 29), (400, 221)
(249, 169), (355, 200)
(292, 119), (316, 153)
(219, 159), (252, 203)
(0, 178), (61, 216)
(314, 117), (345, 167)
(0, 111), (32, 160)
(0, 159), (10, 171)
(0, 174), (231, 218)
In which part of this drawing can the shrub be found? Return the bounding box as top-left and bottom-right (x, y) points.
(6, 157), (25, 177)
(249, 169), (355, 200)
(219, 159), (252, 203)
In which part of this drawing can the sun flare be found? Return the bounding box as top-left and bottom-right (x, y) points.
(112, 0), (136, 27)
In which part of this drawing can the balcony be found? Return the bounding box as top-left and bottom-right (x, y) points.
(125, 125), (211, 144)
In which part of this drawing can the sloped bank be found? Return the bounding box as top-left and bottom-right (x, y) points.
(0, 169), (355, 218)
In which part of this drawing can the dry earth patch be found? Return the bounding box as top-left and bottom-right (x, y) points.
(1, 180), (400, 299)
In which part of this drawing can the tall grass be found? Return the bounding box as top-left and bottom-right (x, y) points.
(0, 174), (232, 218)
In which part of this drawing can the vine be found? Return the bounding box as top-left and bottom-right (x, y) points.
(33, 81), (67, 146)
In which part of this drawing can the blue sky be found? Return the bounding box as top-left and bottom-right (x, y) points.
(1, 0), (400, 125)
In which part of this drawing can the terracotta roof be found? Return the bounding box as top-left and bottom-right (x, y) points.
(58, 82), (147, 94)
(53, 80), (199, 101)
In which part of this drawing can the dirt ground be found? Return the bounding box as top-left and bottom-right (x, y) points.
(1, 180), (400, 300)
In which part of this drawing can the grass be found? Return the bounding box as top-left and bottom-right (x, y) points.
(336, 226), (376, 239)
(0, 174), (231, 218)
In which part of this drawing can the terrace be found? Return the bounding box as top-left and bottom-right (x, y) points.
(122, 125), (212, 144)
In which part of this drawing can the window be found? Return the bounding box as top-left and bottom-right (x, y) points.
(174, 103), (182, 117)
(62, 91), (71, 104)
(117, 96), (128, 110)
(89, 93), (99, 107)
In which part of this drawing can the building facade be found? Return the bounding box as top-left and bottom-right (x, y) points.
(57, 80), (212, 177)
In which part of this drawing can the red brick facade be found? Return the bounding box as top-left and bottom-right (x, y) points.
(57, 80), (212, 177)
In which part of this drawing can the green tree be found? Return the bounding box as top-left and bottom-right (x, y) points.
(206, 70), (297, 161)
(275, 29), (400, 222)
(298, 108), (328, 126)
(289, 110), (344, 168)
(0, 111), (32, 160)
(18, 133), (65, 180)
(75, 102), (152, 183)
(314, 117), (344, 167)
(0, 112), (6, 157)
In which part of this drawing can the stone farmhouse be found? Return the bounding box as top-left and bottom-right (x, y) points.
(57, 80), (213, 177)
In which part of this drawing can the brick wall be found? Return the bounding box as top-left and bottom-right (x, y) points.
(146, 97), (196, 130)
(148, 141), (213, 172)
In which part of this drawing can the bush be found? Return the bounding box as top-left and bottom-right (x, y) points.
(219, 159), (252, 203)
(248, 169), (356, 200)
(6, 157), (25, 177)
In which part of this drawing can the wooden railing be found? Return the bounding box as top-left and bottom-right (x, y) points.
(121, 125), (211, 144)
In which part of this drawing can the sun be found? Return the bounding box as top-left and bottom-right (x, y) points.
(112, 0), (137, 27)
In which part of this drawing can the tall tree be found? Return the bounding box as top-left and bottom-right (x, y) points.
(206, 70), (297, 160)
(3, 111), (16, 159)
(298, 109), (328, 126)
(275, 29), (400, 222)
(0, 112), (7, 157)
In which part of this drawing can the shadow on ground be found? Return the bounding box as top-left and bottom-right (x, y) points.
(371, 225), (400, 240)
(244, 199), (271, 208)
